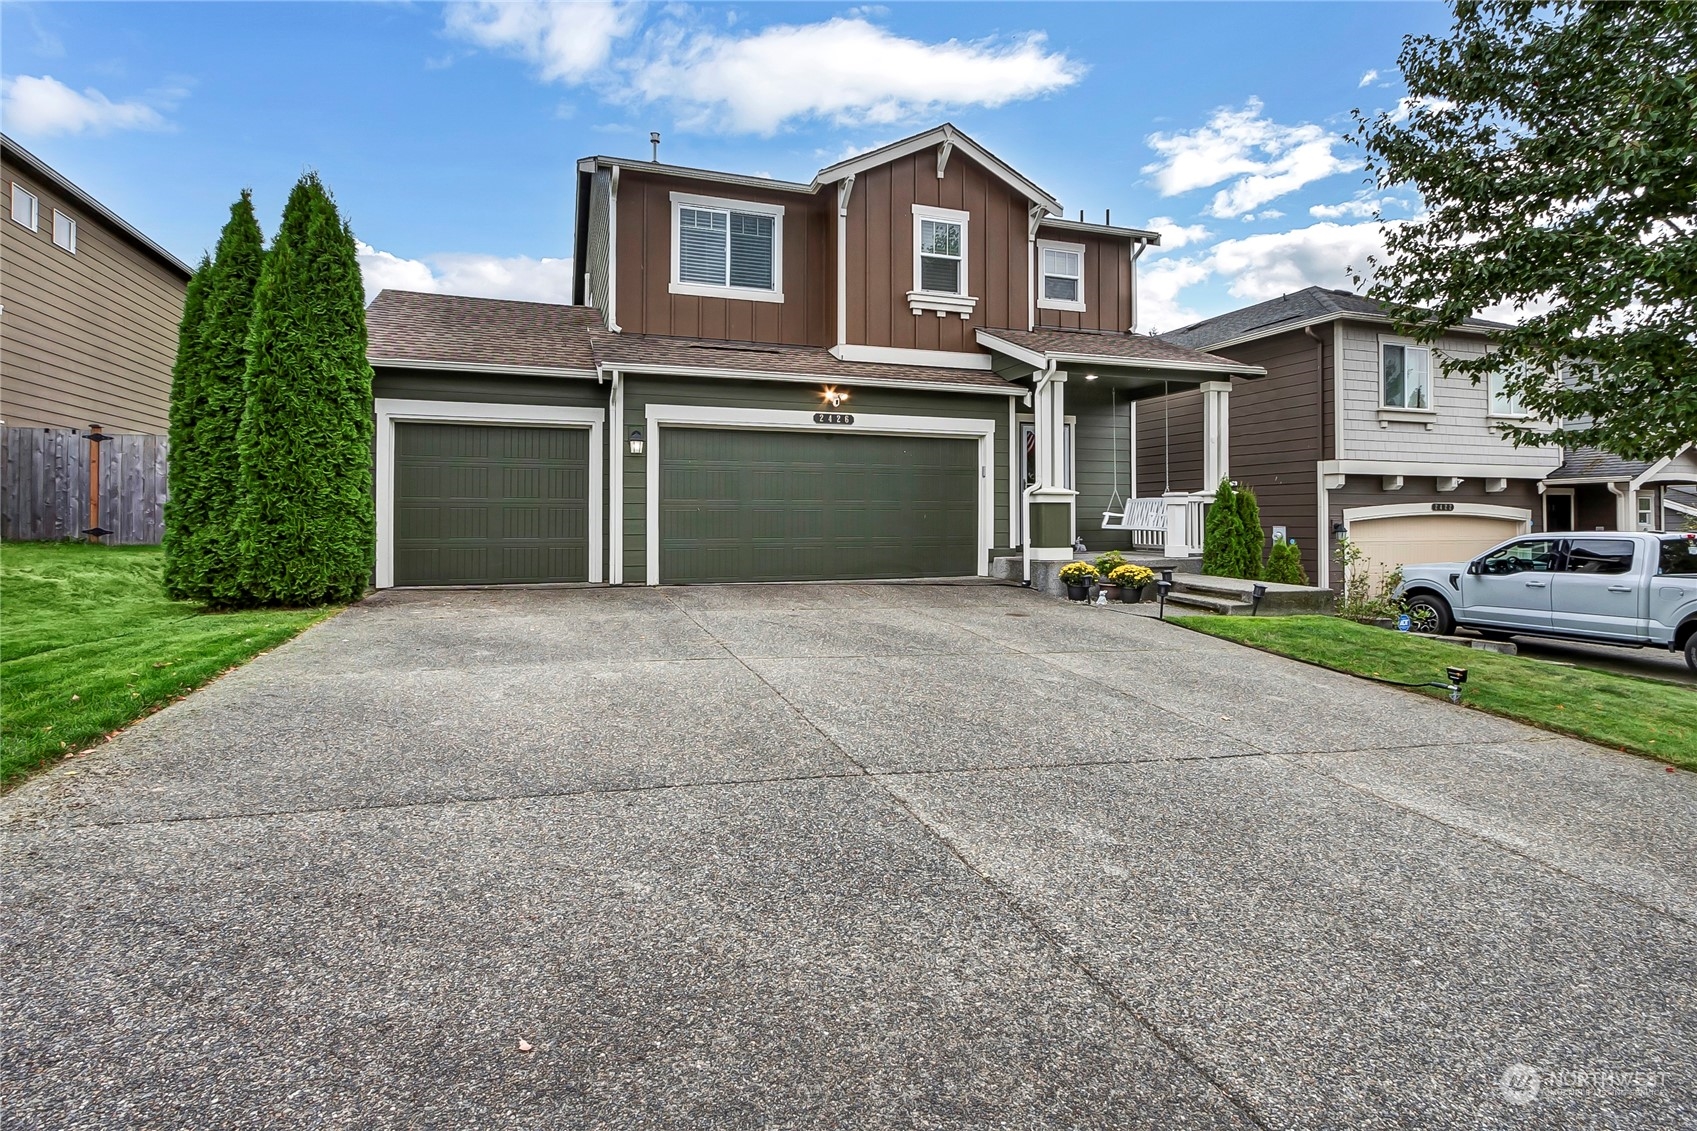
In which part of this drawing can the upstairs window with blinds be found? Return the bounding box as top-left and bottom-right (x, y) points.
(1036, 239), (1086, 311)
(671, 194), (783, 301)
(918, 218), (963, 294)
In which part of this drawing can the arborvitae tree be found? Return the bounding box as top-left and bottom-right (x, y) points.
(1233, 483), (1264, 581)
(1201, 478), (1241, 578)
(162, 255), (212, 599)
(232, 172), (373, 606)
(194, 192), (265, 605)
(1266, 540), (1310, 586)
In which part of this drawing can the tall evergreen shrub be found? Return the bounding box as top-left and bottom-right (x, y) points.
(195, 192), (266, 605)
(233, 172), (373, 606)
(162, 255), (212, 599)
(1233, 483), (1264, 581)
(1266, 540), (1309, 586)
(1200, 478), (1241, 578)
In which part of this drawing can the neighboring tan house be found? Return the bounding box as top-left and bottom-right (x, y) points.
(1542, 443), (1697, 535)
(0, 133), (192, 434)
(364, 124), (1258, 588)
(1156, 286), (1564, 589)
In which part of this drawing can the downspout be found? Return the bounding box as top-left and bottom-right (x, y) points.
(607, 368), (624, 584)
(1305, 324), (1327, 587)
(1129, 240), (1149, 332)
(1022, 360), (1059, 585)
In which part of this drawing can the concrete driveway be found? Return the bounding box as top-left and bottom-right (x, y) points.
(3, 582), (1692, 1129)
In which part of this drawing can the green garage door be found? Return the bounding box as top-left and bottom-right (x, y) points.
(394, 422), (589, 585)
(659, 428), (978, 583)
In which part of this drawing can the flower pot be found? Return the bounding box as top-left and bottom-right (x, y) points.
(1099, 583), (1123, 602)
(1065, 583), (1091, 601)
(1124, 585), (1145, 604)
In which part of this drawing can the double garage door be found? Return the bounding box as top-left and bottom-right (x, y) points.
(1348, 513), (1526, 585)
(391, 423), (979, 585)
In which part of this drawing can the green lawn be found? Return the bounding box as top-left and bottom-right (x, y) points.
(1177, 615), (1695, 770)
(1, 542), (334, 788)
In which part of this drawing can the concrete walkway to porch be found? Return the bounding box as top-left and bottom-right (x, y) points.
(3, 581), (1690, 1129)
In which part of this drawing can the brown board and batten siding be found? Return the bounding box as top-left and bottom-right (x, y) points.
(613, 170), (830, 346)
(1034, 226), (1133, 333)
(1, 148), (187, 434)
(842, 149), (1029, 353)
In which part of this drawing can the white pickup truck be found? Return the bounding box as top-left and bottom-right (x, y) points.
(1395, 531), (1697, 672)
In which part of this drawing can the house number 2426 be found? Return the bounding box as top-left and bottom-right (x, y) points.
(813, 412), (854, 425)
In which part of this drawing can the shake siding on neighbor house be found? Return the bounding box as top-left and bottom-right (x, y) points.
(1334, 321), (1557, 470)
(613, 170), (830, 346)
(1, 154), (186, 433)
(1033, 227), (1133, 333)
(841, 149), (1029, 352)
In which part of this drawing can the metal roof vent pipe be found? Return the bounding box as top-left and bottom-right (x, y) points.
(650, 132), (661, 162)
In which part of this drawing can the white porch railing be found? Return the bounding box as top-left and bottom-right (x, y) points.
(1107, 492), (1215, 557)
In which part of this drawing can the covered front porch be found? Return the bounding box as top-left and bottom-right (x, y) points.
(976, 328), (1265, 575)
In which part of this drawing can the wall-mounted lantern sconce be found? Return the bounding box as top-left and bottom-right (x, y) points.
(628, 429), (645, 456)
(1333, 521), (1348, 541)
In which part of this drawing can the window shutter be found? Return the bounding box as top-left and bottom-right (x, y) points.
(678, 207), (728, 285)
(727, 211), (773, 289)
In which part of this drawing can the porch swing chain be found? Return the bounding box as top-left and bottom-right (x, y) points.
(1163, 379), (1171, 493)
(1107, 387), (1124, 511)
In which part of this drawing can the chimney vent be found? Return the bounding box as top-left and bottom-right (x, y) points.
(650, 132), (661, 162)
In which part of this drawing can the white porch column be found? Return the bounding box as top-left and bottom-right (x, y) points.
(1200, 379), (1231, 491)
(1025, 367), (1077, 564)
(1047, 370), (1069, 488)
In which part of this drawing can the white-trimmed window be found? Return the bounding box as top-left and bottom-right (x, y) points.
(669, 191), (784, 303)
(1036, 239), (1086, 312)
(52, 209), (76, 254)
(9, 182), (38, 231)
(912, 204), (968, 296)
(1487, 367), (1527, 417)
(1637, 492), (1656, 532)
(1381, 341), (1432, 409)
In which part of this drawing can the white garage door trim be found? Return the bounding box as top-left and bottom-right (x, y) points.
(1343, 502), (1531, 528)
(642, 403), (997, 586)
(374, 398), (605, 589)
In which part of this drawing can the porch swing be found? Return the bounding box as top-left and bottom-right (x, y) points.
(1101, 383), (1168, 530)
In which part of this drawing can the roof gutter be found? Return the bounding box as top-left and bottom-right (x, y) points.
(591, 361), (1024, 397)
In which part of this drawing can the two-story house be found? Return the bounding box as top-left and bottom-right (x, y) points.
(1, 133), (191, 434)
(1156, 286), (1564, 589)
(364, 124), (1259, 588)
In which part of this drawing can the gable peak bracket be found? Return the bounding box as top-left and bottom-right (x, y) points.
(1028, 204), (1045, 241)
(936, 141), (954, 180)
(838, 174), (856, 217)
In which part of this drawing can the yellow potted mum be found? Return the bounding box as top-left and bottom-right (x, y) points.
(1057, 560), (1099, 601)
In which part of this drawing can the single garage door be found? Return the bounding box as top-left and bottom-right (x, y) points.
(1348, 513), (1525, 587)
(393, 422), (589, 585)
(659, 428), (978, 583)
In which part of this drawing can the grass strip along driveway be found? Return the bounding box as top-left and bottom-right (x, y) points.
(1178, 615), (1695, 771)
(1, 542), (332, 788)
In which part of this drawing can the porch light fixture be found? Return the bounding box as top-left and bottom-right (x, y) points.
(1250, 582), (1268, 616)
(821, 385), (849, 407)
(1085, 373), (1099, 381)
(628, 429), (645, 456)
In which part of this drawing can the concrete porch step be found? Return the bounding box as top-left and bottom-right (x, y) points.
(1168, 574), (1336, 616)
(1163, 591), (1253, 615)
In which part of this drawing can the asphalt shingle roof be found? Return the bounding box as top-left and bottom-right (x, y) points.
(1545, 445), (1655, 482)
(1158, 286), (1509, 351)
(977, 327), (1261, 373)
(366, 290), (602, 372)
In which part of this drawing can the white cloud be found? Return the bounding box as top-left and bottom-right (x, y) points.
(1388, 95), (1458, 124)
(0, 74), (170, 137)
(1141, 97), (1358, 219)
(1358, 69), (1379, 88)
(357, 242), (575, 305)
(1136, 256), (1210, 334)
(622, 17), (1084, 134)
(1206, 220), (1391, 302)
(1142, 217), (1210, 251)
(444, 1), (640, 83)
(1308, 195), (1410, 220)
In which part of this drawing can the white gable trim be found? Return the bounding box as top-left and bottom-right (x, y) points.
(813, 125), (1062, 215)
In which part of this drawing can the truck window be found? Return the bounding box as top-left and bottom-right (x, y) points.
(1478, 539), (1561, 574)
(1563, 538), (1635, 575)
(1660, 536), (1697, 576)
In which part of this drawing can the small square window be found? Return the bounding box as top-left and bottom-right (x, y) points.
(1382, 342), (1431, 409)
(9, 182), (38, 231)
(52, 210), (76, 254)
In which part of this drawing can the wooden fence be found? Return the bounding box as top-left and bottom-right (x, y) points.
(1, 427), (169, 544)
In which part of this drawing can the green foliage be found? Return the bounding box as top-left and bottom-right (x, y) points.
(233, 173), (374, 607)
(1335, 536), (1406, 620)
(1109, 564), (1155, 589)
(1265, 540), (1309, 586)
(1353, 0), (1697, 461)
(1058, 561), (1099, 585)
(1233, 483), (1264, 581)
(161, 254), (212, 600)
(1093, 549), (1129, 575)
(1201, 478), (1241, 578)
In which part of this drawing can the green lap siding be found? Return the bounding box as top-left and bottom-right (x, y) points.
(393, 422), (589, 585)
(659, 428), (978, 582)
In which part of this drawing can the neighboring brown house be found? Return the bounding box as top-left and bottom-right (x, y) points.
(363, 123), (1257, 588)
(1157, 286), (1564, 589)
(1543, 443), (1697, 535)
(1, 133), (191, 434)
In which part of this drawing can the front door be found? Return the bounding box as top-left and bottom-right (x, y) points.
(1459, 537), (1561, 630)
(1545, 490), (1574, 533)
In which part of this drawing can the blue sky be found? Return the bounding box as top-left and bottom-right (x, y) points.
(1, 1), (1452, 332)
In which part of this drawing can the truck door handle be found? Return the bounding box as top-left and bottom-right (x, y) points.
(1524, 580), (1547, 588)
(1607, 585), (1632, 593)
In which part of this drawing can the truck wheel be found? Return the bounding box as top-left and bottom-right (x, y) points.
(1686, 634), (1697, 675)
(1405, 592), (1454, 636)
